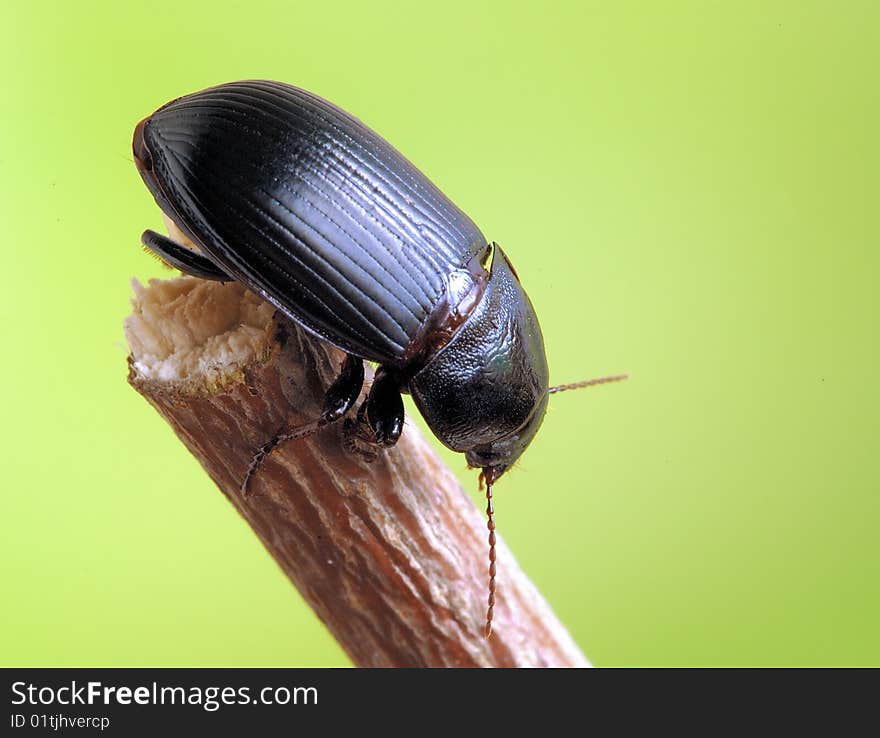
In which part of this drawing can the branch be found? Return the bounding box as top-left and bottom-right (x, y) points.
(124, 276), (588, 668)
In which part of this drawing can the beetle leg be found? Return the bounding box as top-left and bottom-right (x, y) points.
(344, 366), (404, 457)
(364, 367), (405, 447)
(141, 229), (232, 282)
(318, 353), (366, 424)
(241, 354), (364, 496)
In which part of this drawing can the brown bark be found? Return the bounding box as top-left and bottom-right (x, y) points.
(125, 276), (588, 668)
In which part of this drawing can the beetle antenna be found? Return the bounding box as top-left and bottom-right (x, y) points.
(481, 469), (497, 639)
(549, 373), (629, 394)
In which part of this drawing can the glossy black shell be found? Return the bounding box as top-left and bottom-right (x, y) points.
(139, 80), (487, 364)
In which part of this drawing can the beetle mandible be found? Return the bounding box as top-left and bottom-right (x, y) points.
(133, 80), (626, 637)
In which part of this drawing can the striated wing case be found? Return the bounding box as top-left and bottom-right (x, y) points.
(142, 80), (487, 365)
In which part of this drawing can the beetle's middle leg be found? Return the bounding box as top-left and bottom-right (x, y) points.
(241, 353), (364, 496)
(344, 366), (405, 461)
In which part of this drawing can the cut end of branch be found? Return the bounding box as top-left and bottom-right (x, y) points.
(125, 277), (275, 385)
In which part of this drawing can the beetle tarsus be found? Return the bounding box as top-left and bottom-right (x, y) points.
(241, 420), (322, 498)
(241, 354), (364, 497)
(342, 417), (381, 463)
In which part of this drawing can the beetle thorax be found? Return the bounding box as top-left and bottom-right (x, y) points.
(408, 246), (549, 467)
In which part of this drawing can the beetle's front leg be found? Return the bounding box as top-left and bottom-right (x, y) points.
(241, 353), (364, 496)
(344, 366), (405, 461)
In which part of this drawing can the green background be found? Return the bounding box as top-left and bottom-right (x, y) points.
(1, 1), (877, 667)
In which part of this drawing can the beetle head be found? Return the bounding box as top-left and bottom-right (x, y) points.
(464, 390), (549, 480)
(409, 246), (549, 482)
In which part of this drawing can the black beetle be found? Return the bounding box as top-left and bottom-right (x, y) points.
(133, 80), (625, 636)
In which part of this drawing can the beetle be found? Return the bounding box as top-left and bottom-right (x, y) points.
(133, 80), (625, 637)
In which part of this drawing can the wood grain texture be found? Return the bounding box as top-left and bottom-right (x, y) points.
(126, 277), (588, 668)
